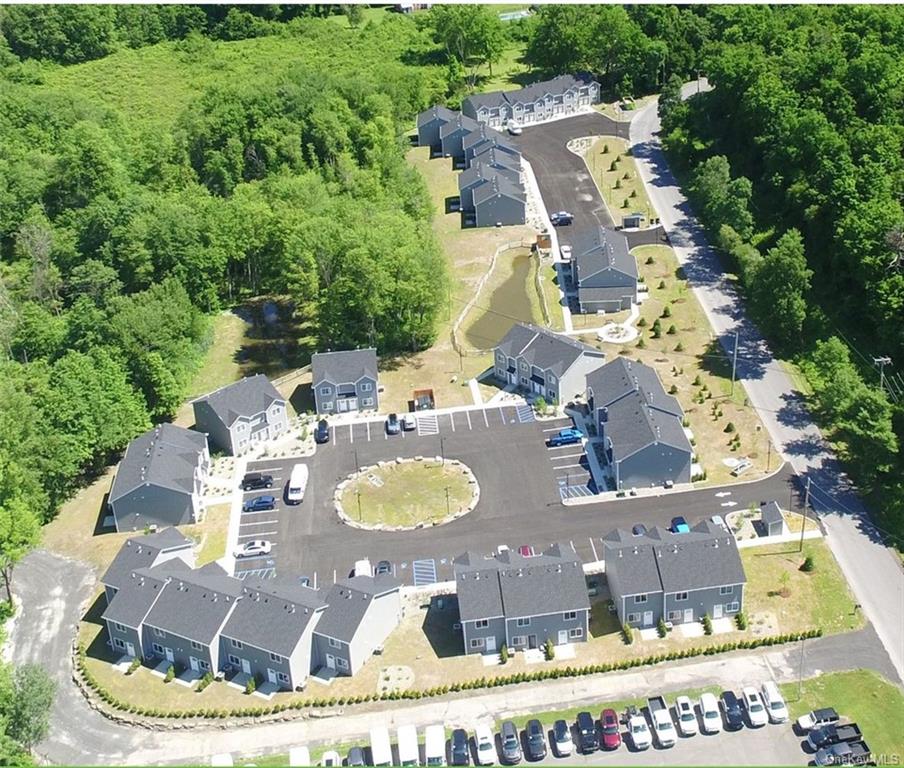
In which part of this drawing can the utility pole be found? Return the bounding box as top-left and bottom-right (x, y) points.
(445, 486), (450, 516)
(730, 331), (739, 398)
(873, 356), (892, 394)
(797, 635), (806, 701)
(440, 435), (445, 466)
(799, 477), (811, 552)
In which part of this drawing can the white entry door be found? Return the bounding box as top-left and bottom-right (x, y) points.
(267, 668), (278, 685)
(189, 656), (200, 672)
(683, 609), (694, 623)
(165, 648), (175, 663)
(326, 654), (336, 670)
(643, 611), (653, 627)
(485, 636), (497, 652)
(125, 642), (136, 658)
(240, 658), (251, 675)
(557, 630), (568, 645)
(713, 604), (724, 619)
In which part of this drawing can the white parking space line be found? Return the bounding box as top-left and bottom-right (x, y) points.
(349, 424), (354, 443)
(498, 406), (505, 424)
(552, 451), (584, 460)
(240, 519), (278, 526)
(553, 462), (584, 470)
(483, 409), (489, 428)
(542, 425), (568, 432)
(238, 530), (278, 538)
(589, 537), (599, 561)
(240, 508), (277, 515)
(449, 413), (456, 432)
(466, 410), (472, 430)
(366, 421), (371, 441)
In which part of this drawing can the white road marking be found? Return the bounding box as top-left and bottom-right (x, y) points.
(238, 530), (278, 538)
(543, 425), (568, 432)
(720, 501), (738, 507)
(240, 519), (278, 526)
(449, 413), (456, 432)
(483, 409), (490, 428)
(715, 491), (732, 498)
(553, 462), (584, 470)
(349, 424), (354, 443)
(552, 451), (584, 460)
(366, 421), (371, 441)
(313, 572), (318, 590)
(589, 537), (599, 561)
(498, 406), (505, 424)
(240, 508), (277, 515)
(466, 410), (473, 430)
(247, 466), (282, 473)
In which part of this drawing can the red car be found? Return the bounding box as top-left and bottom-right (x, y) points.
(518, 545), (536, 557)
(600, 708), (622, 750)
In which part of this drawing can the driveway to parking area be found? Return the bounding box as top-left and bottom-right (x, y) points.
(272, 405), (801, 589)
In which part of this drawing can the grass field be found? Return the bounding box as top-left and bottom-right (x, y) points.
(583, 137), (655, 225)
(339, 460), (475, 528)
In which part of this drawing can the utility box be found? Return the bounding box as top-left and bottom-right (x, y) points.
(536, 231), (552, 250)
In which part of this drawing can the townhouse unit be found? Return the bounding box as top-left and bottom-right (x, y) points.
(107, 424), (209, 532)
(473, 175), (527, 227)
(416, 104), (458, 153)
(586, 358), (693, 490)
(192, 374), (289, 456)
(439, 113), (483, 161)
(311, 574), (402, 677)
(471, 145), (522, 176)
(494, 322), (605, 405)
(101, 527), (194, 605)
(570, 226), (638, 313)
(311, 348), (379, 416)
(602, 521), (746, 629)
(458, 162), (520, 213)
(462, 124), (522, 165)
(462, 73), (601, 128)
(454, 543), (590, 655)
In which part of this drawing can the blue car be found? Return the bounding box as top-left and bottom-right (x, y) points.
(671, 516), (690, 534)
(548, 428), (584, 447)
(243, 495), (276, 512)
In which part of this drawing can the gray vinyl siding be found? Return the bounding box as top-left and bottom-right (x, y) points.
(346, 591), (402, 675)
(104, 586), (118, 605)
(106, 619), (143, 658)
(505, 608), (589, 649)
(663, 584), (744, 624)
(474, 194), (525, 228)
(461, 617), (506, 655)
(142, 625), (215, 674)
(219, 636), (297, 690)
(311, 633), (353, 675)
(440, 128), (470, 160)
(418, 120), (445, 152)
(619, 591), (666, 628)
(110, 485), (196, 532)
(193, 400), (234, 455)
(610, 442), (692, 490)
(558, 353), (605, 405)
(314, 376), (378, 416)
(195, 399), (288, 455)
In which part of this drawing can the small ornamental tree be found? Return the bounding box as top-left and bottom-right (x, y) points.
(543, 639), (555, 660)
(657, 617), (668, 638)
(164, 665), (175, 683)
(702, 613), (713, 635)
(736, 611), (748, 630)
(500, 644), (509, 664)
(245, 677), (256, 695)
(801, 555), (815, 572)
(622, 623), (634, 645)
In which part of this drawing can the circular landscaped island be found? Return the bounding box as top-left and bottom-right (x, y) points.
(335, 457), (479, 530)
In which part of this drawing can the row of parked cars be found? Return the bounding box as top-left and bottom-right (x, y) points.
(796, 708), (871, 766)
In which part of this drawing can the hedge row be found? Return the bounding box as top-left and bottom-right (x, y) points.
(77, 629), (822, 720)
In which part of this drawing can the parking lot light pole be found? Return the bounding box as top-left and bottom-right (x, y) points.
(356, 489), (362, 521)
(440, 435), (445, 466)
(445, 486), (450, 516)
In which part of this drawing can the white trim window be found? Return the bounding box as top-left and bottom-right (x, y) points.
(322, 401), (333, 411)
(230, 639), (243, 649)
(675, 592), (689, 602)
(511, 636), (527, 647)
(474, 619), (489, 629)
(113, 622), (126, 633)
(199, 660), (211, 671)
(569, 627), (583, 639)
(362, 398), (374, 407)
(726, 601), (740, 613)
(319, 386), (331, 395)
(113, 638), (126, 650)
(277, 671), (290, 685)
(563, 611), (577, 621)
(153, 628), (166, 639)
(634, 594), (648, 604)
(228, 654), (241, 666)
(152, 643), (164, 655)
(516, 617), (531, 627)
(269, 652), (282, 664)
(667, 611), (682, 622)
(626, 613), (641, 623)
(328, 637), (342, 649)
(335, 657), (349, 670)
(191, 640), (203, 651)
(361, 382), (373, 392)
(469, 638), (485, 650)
(720, 585), (734, 595)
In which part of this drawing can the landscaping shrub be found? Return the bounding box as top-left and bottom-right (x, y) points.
(636, 338), (646, 349)
(630, 189), (637, 198)
(724, 422), (736, 433)
(164, 665), (175, 683)
(645, 255), (655, 265)
(801, 555), (815, 572)
(669, 384), (678, 394)
(658, 279), (666, 289)
(127, 657), (141, 675)
(675, 342), (685, 352)
(622, 199), (629, 208)
(533, 396), (547, 416)
(652, 319), (662, 338)
(614, 177), (622, 189)
(702, 613), (713, 635)
(245, 677), (256, 695)
(196, 671), (214, 692)
(657, 617), (667, 638)
(662, 305), (672, 318)
(609, 160), (617, 172)
(602, 143), (609, 154)
(499, 644), (509, 664)
(693, 375), (702, 386)
(622, 623), (634, 645)
(667, 324), (677, 335)
(637, 317), (648, 327)
(543, 639), (555, 661)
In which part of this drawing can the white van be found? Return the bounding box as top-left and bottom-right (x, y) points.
(397, 725), (419, 767)
(424, 724), (446, 767)
(286, 463), (309, 504)
(370, 726), (393, 768)
(288, 747), (311, 767)
(353, 558), (373, 577)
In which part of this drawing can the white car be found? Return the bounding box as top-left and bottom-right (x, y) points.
(507, 121), (523, 135)
(401, 413), (417, 431)
(553, 720), (573, 756)
(320, 751), (341, 767)
(627, 713), (652, 750)
(761, 681), (789, 723)
(675, 696), (698, 736)
(474, 725), (496, 765)
(234, 540), (271, 558)
(559, 244), (572, 262)
(710, 514), (727, 531)
(699, 692), (722, 734)
(742, 686), (769, 727)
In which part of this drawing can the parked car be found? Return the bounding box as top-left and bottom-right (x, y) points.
(699, 692), (722, 734)
(559, 244), (573, 262)
(576, 712), (597, 753)
(808, 723), (863, 752)
(647, 696), (677, 748)
(353, 558), (372, 577)
(720, 690), (745, 730)
(742, 686), (768, 727)
(375, 560), (392, 576)
(710, 514), (727, 531)
(625, 708), (652, 750)
(474, 725), (496, 765)
(670, 516), (690, 534)
(632, 523), (648, 536)
(797, 707), (840, 732)
(518, 545), (536, 558)
(314, 419), (330, 444)
(234, 540), (272, 558)
(242, 495), (276, 512)
(731, 458), (753, 476)
(450, 728), (470, 766)
(547, 428), (584, 447)
(550, 211), (574, 226)
(401, 413), (417, 431)
(320, 751), (340, 767)
(386, 413), (401, 435)
(815, 740), (871, 767)
(552, 720), (573, 757)
(675, 696), (698, 736)
(600, 709), (621, 750)
(507, 121), (523, 136)
(500, 720), (522, 764)
(761, 681), (789, 723)
(241, 472), (273, 491)
(525, 719), (547, 761)
(288, 747), (310, 767)
(346, 747), (366, 767)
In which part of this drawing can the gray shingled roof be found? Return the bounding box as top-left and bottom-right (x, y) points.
(193, 374), (284, 427)
(221, 578), (326, 657)
(496, 323), (598, 378)
(603, 389), (692, 460)
(455, 543), (589, 622)
(761, 501), (783, 526)
(101, 528), (192, 591)
(311, 348), (378, 386)
(602, 531), (663, 598)
(143, 562), (243, 646)
(471, 145), (521, 173)
(101, 559), (191, 629)
(511, 73), (597, 105)
(462, 126), (519, 157)
(462, 90), (509, 112)
(313, 574), (401, 644)
(586, 358), (678, 412)
(109, 424), (206, 503)
(416, 104), (457, 128)
(571, 227), (636, 283)
(439, 113), (481, 139)
(458, 162), (519, 192)
(472, 175), (526, 206)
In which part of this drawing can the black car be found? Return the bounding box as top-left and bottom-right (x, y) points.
(314, 419), (330, 444)
(525, 719), (546, 761)
(375, 560), (392, 576)
(550, 211), (574, 226)
(500, 720), (522, 764)
(632, 523), (648, 536)
(576, 711), (598, 753)
(720, 690), (745, 730)
(451, 727), (470, 766)
(241, 472), (273, 491)
(347, 747), (366, 767)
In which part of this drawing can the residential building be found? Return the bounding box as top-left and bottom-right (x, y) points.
(416, 105), (458, 153)
(462, 74), (601, 128)
(219, 578), (327, 691)
(473, 175), (527, 227)
(101, 528), (194, 605)
(761, 501), (785, 536)
(439, 113), (482, 160)
(570, 226), (638, 313)
(311, 574), (402, 677)
(494, 322), (605, 405)
(311, 348), (379, 415)
(462, 125), (522, 165)
(192, 374), (289, 456)
(470, 145), (522, 176)
(454, 543), (590, 655)
(586, 358), (693, 490)
(458, 162), (520, 213)
(602, 521), (746, 629)
(107, 424), (210, 532)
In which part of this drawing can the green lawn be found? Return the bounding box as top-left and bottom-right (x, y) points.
(782, 670), (904, 761)
(473, 40), (530, 93)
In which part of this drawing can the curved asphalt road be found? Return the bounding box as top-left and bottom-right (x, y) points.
(628, 80), (904, 682)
